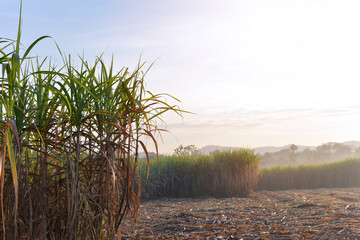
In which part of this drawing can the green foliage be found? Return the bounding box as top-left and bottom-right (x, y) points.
(138, 149), (260, 199)
(258, 158), (360, 191)
(0, 1), (183, 238)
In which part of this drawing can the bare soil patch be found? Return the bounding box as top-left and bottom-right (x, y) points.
(121, 188), (360, 239)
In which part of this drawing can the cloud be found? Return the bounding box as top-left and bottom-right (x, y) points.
(164, 106), (360, 131)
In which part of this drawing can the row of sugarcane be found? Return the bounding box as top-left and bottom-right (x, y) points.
(258, 158), (360, 191)
(138, 149), (261, 200)
(0, 4), (182, 239)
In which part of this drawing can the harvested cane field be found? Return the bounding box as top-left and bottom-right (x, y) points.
(121, 188), (360, 239)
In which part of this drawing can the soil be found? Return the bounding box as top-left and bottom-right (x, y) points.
(120, 188), (360, 239)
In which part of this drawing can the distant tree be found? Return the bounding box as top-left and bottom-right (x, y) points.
(333, 143), (352, 155)
(303, 147), (316, 163)
(289, 144), (298, 165)
(316, 143), (332, 162)
(174, 144), (199, 156)
(290, 144), (298, 152)
(354, 147), (360, 157)
(261, 152), (274, 166)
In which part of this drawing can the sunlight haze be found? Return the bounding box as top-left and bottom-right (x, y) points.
(2, 0), (360, 153)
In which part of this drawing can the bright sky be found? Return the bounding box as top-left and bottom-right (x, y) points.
(2, 0), (360, 153)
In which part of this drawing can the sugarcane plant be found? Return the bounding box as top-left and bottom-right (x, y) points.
(0, 2), (183, 239)
(138, 149), (260, 200)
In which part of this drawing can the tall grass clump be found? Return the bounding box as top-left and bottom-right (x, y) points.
(138, 149), (260, 199)
(258, 158), (360, 191)
(0, 3), (182, 239)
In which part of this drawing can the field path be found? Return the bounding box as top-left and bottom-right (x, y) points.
(121, 188), (360, 239)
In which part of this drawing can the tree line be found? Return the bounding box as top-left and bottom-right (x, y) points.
(261, 142), (359, 167)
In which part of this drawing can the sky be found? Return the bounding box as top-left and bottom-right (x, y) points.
(2, 0), (360, 153)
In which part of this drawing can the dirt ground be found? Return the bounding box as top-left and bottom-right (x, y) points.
(121, 188), (360, 239)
